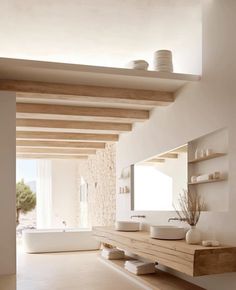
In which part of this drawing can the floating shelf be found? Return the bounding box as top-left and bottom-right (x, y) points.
(100, 257), (205, 290)
(188, 153), (227, 164)
(117, 192), (130, 194)
(188, 177), (227, 185)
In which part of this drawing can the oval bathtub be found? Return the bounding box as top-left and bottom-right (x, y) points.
(22, 228), (101, 253)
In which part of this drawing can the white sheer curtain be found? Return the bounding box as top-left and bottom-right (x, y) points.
(36, 160), (52, 229)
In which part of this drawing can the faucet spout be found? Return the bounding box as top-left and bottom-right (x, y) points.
(62, 220), (67, 232)
(168, 217), (187, 223)
(130, 215), (146, 219)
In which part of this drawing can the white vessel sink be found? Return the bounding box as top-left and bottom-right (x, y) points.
(150, 225), (186, 240)
(115, 221), (140, 232)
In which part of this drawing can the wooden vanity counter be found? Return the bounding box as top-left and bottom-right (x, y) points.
(93, 226), (236, 277)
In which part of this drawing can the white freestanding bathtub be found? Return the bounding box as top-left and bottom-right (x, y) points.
(22, 228), (101, 253)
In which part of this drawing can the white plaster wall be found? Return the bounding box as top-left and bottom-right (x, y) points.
(0, 92), (16, 275)
(77, 144), (116, 227)
(116, 1), (236, 289)
(0, 0), (202, 74)
(51, 160), (78, 228)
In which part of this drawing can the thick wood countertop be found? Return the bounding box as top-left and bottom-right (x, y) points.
(93, 226), (236, 277)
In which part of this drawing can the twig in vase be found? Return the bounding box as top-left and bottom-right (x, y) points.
(174, 190), (205, 226)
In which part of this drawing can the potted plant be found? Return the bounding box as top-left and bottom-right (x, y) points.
(16, 179), (36, 226)
(174, 190), (205, 244)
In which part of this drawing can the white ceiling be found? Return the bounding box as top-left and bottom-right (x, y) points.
(0, 0), (201, 74)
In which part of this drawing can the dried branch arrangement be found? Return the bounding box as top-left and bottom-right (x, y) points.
(174, 190), (205, 226)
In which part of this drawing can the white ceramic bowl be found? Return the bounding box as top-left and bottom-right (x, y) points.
(128, 60), (149, 70)
(150, 225), (186, 240)
(115, 221), (140, 231)
(154, 50), (172, 56)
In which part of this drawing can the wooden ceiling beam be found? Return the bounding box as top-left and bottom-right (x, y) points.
(16, 153), (88, 160)
(16, 131), (119, 142)
(16, 147), (96, 155)
(0, 79), (174, 106)
(16, 118), (132, 132)
(16, 103), (149, 121)
(16, 140), (106, 149)
(146, 158), (166, 163)
(170, 144), (188, 153)
(158, 153), (178, 159)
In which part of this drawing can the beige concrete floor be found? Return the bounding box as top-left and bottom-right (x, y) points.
(14, 248), (143, 290)
(0, 274), (16, 290)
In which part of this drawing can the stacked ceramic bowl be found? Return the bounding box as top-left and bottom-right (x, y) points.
(128, 60), (149, 70)
(154, 50), (173, 72)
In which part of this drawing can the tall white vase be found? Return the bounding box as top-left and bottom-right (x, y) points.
(186, 226), (201, 244)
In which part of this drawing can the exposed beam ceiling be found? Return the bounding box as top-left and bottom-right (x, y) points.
(16, 140), (106, 149)
(16, 131), (119, 142)
(0, 58), (199, 160)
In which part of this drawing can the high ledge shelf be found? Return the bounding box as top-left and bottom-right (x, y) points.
(0, 57), (200, 92)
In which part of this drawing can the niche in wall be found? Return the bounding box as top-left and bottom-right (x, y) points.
(188, 128), (229, 212)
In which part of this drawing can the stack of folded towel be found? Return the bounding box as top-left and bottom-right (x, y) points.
(196, 173), (213, 182)
(124, 260), (156, 275)
(101, 248), (125, 260)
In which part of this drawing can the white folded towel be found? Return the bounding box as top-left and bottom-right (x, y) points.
(101, 248), (125, 260)
(196, 174), (213, 182)
(124, 260), (156, 275)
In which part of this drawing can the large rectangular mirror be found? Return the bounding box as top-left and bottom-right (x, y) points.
(131, 144), (188, 211)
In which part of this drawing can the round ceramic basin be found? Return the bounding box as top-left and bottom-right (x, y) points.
(150, 225), (186, 240)
(115, 221), (140, 232)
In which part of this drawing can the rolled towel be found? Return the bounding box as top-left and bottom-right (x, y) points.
(125, 265), (156, 275)
(101, 248), (125, 260)
(124, 260), (156, 275)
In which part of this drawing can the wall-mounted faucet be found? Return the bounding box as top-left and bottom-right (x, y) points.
(168, 217), (187, 222)
(130, 215), (146, 219)
(62, 220), (67, 232)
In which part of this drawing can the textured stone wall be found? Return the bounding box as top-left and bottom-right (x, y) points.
(77, 143), (116, 227)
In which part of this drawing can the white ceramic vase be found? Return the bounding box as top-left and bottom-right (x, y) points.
(186, 226), (201, 244)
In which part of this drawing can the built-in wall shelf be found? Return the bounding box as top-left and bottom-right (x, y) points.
(100, 256), (205, 290)
(188, 177), (227, 185)
(188, 153), (227, 164)
(93, 226), (236, 277)
(187, 128), (229, 212)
